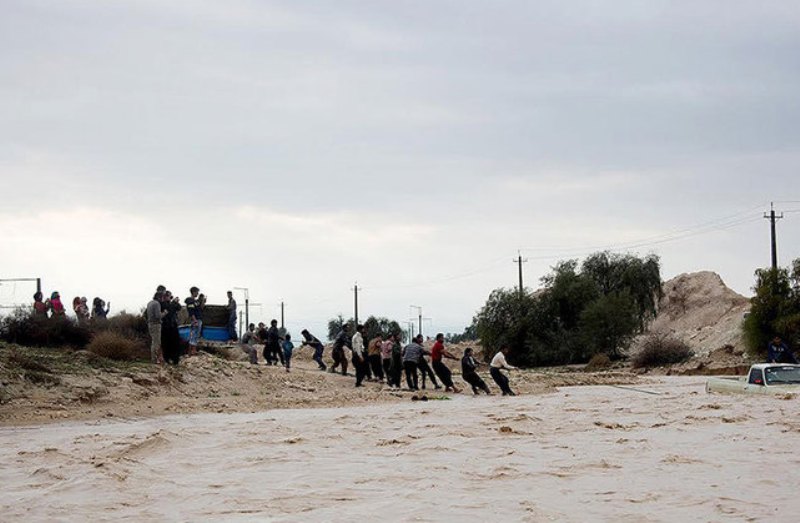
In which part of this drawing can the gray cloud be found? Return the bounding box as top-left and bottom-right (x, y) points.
(1, 1), (799, 335)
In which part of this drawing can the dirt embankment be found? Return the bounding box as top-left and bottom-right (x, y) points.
(631, 271), (754, 375)
(0, 341), (639, 426)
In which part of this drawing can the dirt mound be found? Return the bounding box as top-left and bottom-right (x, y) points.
(638, 271), (750, 356)
(629, 271), (753, 374)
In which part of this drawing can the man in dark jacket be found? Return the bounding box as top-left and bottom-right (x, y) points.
(402, 334), (427, 391)
(461, 347), (491, 395)
(768, 336), (798, 364)
(161, 291), (182, 365)
(301, 329), (327, 370)
(265, 319), (283, 366)
(330, 324), (352, 376)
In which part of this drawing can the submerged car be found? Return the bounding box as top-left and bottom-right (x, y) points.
(706, 364), (800, 396)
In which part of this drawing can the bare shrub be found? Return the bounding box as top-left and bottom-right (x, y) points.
(584, 352), (612, 371)
(87, 331), (148, 361)
(1, 309), (91, 348)
(632, 333), (693, 368)
(98, 312), (149, 340)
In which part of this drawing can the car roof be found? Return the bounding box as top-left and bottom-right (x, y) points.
(751, 363), (800, 370)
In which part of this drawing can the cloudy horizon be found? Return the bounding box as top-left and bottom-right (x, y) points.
(2, 1), (799, 338)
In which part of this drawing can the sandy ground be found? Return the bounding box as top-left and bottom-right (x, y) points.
(0, 343), (637, 426)
(2, 377), (799, 522)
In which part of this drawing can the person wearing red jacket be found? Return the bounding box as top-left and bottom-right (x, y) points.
(430, 333), (461, 393)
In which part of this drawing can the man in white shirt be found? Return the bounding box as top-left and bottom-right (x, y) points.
(489, 347), (517, 396)
(352, 324), (368, 387)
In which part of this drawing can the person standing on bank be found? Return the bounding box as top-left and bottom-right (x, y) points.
(490, 347), (517, 396)
(283, 333), (294, 372)
(146, 291), (165, 364)
(241, 323), (259, 365)
(431, 333), (461, 393)
(49, 292), (65, 317)
(226, 290), (237, 341)
(33, 292), (48, 318)
(161, 290), (182, 366)
(389, 334), (403, 388)
(92, 297), (111, 320)
(330, 324), (352, 376)
(185, 286), (202, 356)
(367, 333), (384, 382)
(402, 334), (427, 391)
(266, 319), (283, 366)
(381, 334), (394, 385)
(352, 324), (369, 387)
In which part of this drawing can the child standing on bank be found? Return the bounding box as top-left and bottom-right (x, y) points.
(282, 334), (295, 372)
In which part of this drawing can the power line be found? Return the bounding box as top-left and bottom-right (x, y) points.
(522, 214), (762, 260)
(519, 216), (760, 263)
(368, 257), (508, 291)
(520, 203), (766, 254)
(362, 207), (765, 293)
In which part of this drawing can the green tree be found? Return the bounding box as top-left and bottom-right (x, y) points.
(327, 315), (404, 342)
(362, 316), (405, 343)
(581, 252), (662, 329)
(447, 323), (478, 343)
(578, 292), (640, 359)
(327, 314), (349, 341)
(475, 288), (537, 362)
(744, 262), (800, 357)
(475, 252), (662, 366)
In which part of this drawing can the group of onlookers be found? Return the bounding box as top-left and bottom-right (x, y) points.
(32, 291), (110, 324)
(241, 320), (295, 371)
(146, 285), (196, 365)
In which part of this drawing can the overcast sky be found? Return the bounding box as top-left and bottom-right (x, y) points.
(2, 0), (799, 338)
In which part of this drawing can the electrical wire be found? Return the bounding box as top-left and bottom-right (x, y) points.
(522, 204), (763, 259)
(368, 257), (509, 291)
(367, 205), (768, 290)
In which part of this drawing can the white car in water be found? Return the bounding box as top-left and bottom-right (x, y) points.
(706, 364), (800, 396)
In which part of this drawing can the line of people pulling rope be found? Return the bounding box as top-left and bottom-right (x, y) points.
(241, 322), (519, 396)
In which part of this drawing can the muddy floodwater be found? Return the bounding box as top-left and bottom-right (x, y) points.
(2, 377), (799, 522)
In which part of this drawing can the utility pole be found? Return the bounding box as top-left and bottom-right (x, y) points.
(280, 301), (285, 329)
(513, 251), (528, 297)
(238, 310), (244, 339)
(422, 317), (433, 339)
(764, 202), (784, 270)
(353, 282), (359, 327)
(234, 287), (250, 328)
(410, 305), (422, 337)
